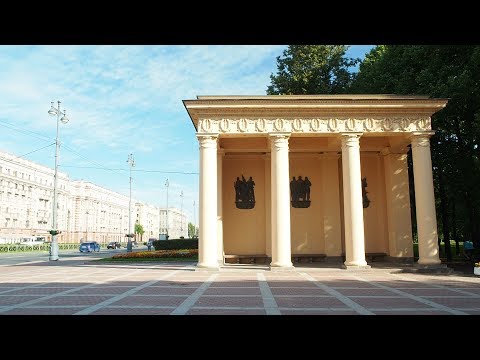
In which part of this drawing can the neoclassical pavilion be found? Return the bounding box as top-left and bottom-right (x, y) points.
(183, 95), (448, 270)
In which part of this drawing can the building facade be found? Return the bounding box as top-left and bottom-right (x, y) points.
(183, 95), (448, 270)
(0, 151), (187, 243)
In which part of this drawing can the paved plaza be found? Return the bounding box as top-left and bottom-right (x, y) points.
(0, 257), (479, 315)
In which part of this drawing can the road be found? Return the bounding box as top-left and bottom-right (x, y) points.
(0, 246), (146, 266)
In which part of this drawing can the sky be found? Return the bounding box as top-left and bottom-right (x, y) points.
(0, 45), (374, 225)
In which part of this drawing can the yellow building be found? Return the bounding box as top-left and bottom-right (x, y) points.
(183, 95), (448, 270)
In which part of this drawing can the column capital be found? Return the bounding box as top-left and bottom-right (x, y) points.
(340, 132), (363, 148)
(196, 133), (219, 149)
(269, 132), (290, 151)
(410, 131), (435, 148)
(340, 132), (363, 138)
(268, 132), (291, 139)
(410, 131), (435, 138)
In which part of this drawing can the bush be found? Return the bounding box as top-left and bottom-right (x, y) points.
(111, 249), (198, 259)
(152, 239), (198, 250)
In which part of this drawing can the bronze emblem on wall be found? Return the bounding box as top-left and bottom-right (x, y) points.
(290, 176), (312, 208)
(362, 177), (370, 208)
(234, 175), (256, 209)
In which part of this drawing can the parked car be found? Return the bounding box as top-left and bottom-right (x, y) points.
(107, 241), (121, 249)
(79, 241), (100, 253)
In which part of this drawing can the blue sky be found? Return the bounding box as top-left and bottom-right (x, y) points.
(0, 45), (374, 224)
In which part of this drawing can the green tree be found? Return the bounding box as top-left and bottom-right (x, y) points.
(134, 223), (145, 242)
(188, 222), (197, 238)
(267, 45), (359, 95)
(352, 45), (480, 260)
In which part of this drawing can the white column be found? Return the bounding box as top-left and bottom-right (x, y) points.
(217, 149), (224, 265)
(270, 133), (293, 269)
(411, 132), (441, 265)
(341, 133), (368, 268)
(197, 134), (219, 269)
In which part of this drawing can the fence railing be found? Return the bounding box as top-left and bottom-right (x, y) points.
(0, 243), (110, 253)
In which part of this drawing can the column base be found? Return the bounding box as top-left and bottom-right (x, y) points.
(195, 263), (220, 272)
(411, 263), (453, 274)
(342, 264), (371, 270)
(417, 259), (441, 266)
(270, 265), (295, 272)
(344, 259), (368, 267)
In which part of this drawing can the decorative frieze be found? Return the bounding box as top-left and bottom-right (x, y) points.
(197, 117), (431, 134)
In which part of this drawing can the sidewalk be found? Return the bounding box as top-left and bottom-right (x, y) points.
(0, 260), (479, 315)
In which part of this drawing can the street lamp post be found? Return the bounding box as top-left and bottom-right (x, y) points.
(165, 178), (169, 239)
(85, 210), (89, 240)
(47, 101), (69, 261)
(127, 154), (135, 252)
(180, 190), (184, 237)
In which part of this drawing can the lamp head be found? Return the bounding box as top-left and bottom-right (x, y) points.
(59, 109), (69, 124)
(48, 101), (56, 116)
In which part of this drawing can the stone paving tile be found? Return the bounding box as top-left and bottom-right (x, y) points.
(279, 309), (357, 315)
(0, 295), (44, 305)
(323, 281), (379, 288)
(113, 296), (187, 306)
(459, 288), (480, 295)
(267, 281), (318, 288)
(0, 287), (22, 293)
(439, 282), (480, 289)
(371, 310), (451, 315)
(203, 287), (261, 295)
(215, 277), (259, 282)
(458, 309), (480, 315)
(270, 287), (329, 296)
(352, 296), (435, 309)
(68, 287), (139, 295)
(162, 281), (204, 287)
(89, 307), (174, 315)
(210, 281), (259, 287)
(275, 296), (346, 308)
(335, 288), (398, 296)
(421, 297), (480, 308)
(194, 296), (264, 307)
(2, 307), (83, 315)
(0, 283), (38, 288)
(34, 295), (114, 306)
(7, 287), (76, 295)
(136, 287), (198, 295)
(186, 308), (266, 315)
(399, 288), (472, 296)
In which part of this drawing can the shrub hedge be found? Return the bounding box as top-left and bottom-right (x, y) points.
(152, 239), (198, 250)
(111, 249), (198, 259)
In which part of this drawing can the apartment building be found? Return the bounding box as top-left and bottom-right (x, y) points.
(0, 151), (188, 243)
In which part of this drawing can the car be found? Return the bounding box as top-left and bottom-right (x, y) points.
(107, 241), (121, 249)
(79, 241), (100, 253)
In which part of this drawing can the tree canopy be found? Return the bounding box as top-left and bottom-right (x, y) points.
(267, 45), (358, 95)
